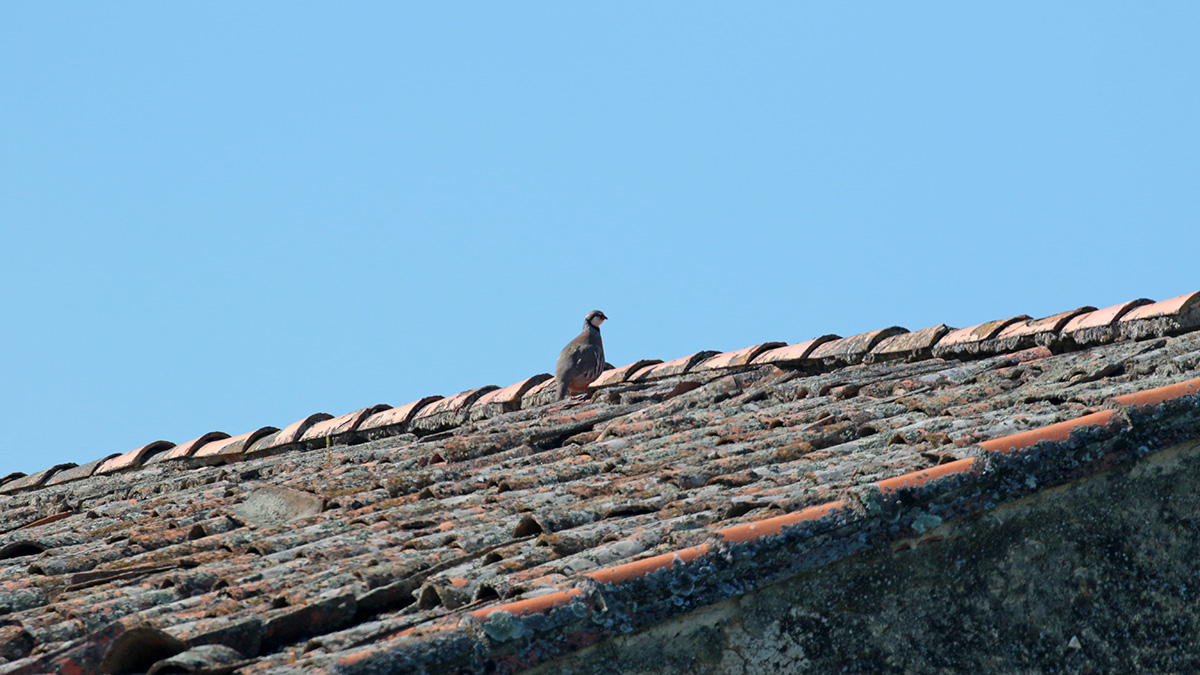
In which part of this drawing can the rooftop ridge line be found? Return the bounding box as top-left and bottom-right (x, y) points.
(3, 290), (1198, 497)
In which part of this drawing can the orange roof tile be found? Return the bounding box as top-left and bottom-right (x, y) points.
(590, 360), (664, 388)
(810, 327), (907, 364)
(7, 288), (1200, 674)
(750, 335), (840, 365)
(694, 342), (786, 370)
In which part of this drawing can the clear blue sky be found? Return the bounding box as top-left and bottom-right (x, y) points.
(2, 5), (1197, 476)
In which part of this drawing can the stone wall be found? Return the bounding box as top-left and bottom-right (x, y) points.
(528, 438), (1200, 674)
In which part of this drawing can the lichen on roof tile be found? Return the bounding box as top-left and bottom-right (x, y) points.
(751, 335), (840, 366)
(811, 327), (907, 365)
(144, 433), (230, 465)
(299, 405), (391, 447)
(410, 386), (500, 434)
(46, 453), (123, 486)
(695, 342), (786, 371)
(1119, 291), (1200, 340)
(1061, 298), (1154, 345)
(632, 352), (720, 381)
(6, 289), (1200, 674)
(590, 360), (664, 388)
(244, 413), (335, 456)
(866, 324), (953, 363)
(470, 375), (553, 421)
(931, 315), (1029, 358)
(192, 427), (280, 465)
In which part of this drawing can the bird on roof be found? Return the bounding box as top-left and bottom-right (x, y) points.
(555, 310), (607, 400)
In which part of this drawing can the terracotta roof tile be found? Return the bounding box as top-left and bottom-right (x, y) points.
(811, 327), (908, 365)
(694, 342), (786, 371)
(1061, 298), (1154, 345)
(299, 405), (391, 447)
(359, 396), (443, 438)
(1111, 376), (1200, 408)
(630, 351), (721, 381)
(45, 453), (123, 486)
(977, 409), (1122, 453)
(1118, 291), (1200, 339)
(514, 377), (561, 409)
(0, 463), (77, 495)
(243, 413), (334, 456)
(144, 432), (230, 465)
(980, 306), (1096, 353)
(7, 289), (1200, 674)
(750, 335), (841, 366)
(589, 360), (664, 388)
(409, 386), (499, 434)
(191, 427), (281, 465)
(470, 375), (553, 421)
(95, 440), (177, 474)
(866, 324), (953, 363)
(931, 315), (1030, 358)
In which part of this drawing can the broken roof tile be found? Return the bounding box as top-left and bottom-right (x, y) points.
(470, 375), (552, 421)
(299, 405), (391, 448)
(589, 360), (664, 388)
(1062, 298), (1154, 345)
(811, 327), (908, 365)
(931, 316), (1030, 358)
(751, 335), (841, 366)
(191, 427), (281, 465)
(144, 433), (230, 465)
(410, 386), (499, 434)
(244, 413), (334, 456)
(866, 324), (953, 364)
(695, 342), (787, 371)
(97, 440), (177, 474)
(1118, 291), (1200, 340)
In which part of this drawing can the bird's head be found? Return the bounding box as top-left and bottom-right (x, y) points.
(586, 310), (608, 328)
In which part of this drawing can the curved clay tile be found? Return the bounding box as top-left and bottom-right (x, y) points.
(300, 405), (392, 448)
(866, 324), (953, 364)
(631, 351), (721, 381)
(243, 413), (334, 456)
(751, 334), (841, 366)
(931, 316), (1030, 358)
(0, 463), (79, 494)
(811, 327), (908, 365)
(46, 453), (123, 486)
(1119, 291), (1200, 340)
(470, 374), (553, 421)
(409, 386), (499, 435)
(695, 342), (787, 371)
(191, 427), (281, 465)
(360, 396), (444, 439)
(1061, 298), (1154, 346)
(97, 441), (176, 474)
(589, 359), (663, 388)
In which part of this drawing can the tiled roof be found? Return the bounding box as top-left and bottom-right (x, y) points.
(2, 291), (1200, 673)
